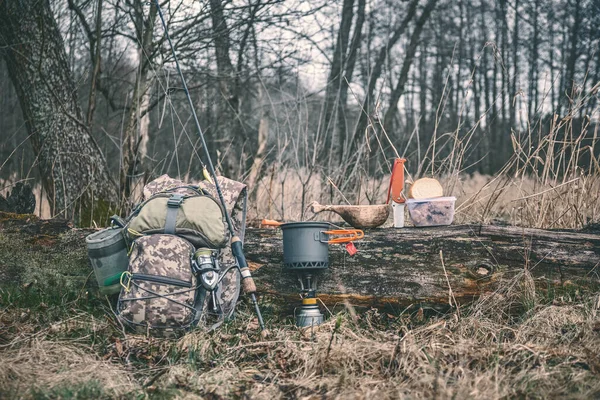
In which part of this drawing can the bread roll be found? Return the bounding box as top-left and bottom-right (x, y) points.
(407, 178), (443, 199)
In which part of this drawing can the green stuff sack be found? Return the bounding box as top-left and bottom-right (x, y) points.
(116, 234), (199, 337)
(126, 188), (229, 249)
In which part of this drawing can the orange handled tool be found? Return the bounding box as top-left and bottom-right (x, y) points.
(261, 219), (283, 227)
(322, 229), (364, 244)
(387, 158), (406, 204)
(261, 220), (363, 245)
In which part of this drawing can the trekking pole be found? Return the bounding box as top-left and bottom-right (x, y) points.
(153, 0), (266, 332)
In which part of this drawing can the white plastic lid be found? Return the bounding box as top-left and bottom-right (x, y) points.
(405, 196), (456, 203)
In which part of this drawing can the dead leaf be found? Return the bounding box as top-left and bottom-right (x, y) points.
(246, 318), (259, 331)
(416, 308), (424, 322)
(115, 338), (124, 357)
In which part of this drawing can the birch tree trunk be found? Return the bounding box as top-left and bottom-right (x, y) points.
(121, 0), (157, 202)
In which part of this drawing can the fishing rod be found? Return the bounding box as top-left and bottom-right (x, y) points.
(153, 0), (265, 332)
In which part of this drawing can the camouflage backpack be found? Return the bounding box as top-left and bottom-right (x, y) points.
(116, 175), (247, 336)
(117, 234), (199, 337)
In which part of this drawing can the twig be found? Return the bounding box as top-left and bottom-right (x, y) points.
(511, 177), (580, 202)
(326, 316), (342, 358)
(142, 368), (169, 388)
(227, 340), (304, 351)
(326, 175), (351, 205)
(439, 250), (459, 318)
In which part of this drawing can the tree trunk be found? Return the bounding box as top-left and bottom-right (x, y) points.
(469, 4), (480, 126)
(418, 40), (428, 133)
(321, 0), (354, 162)
(2, 213), (598, 309)
(480, 0), (491, 131)
(528, 0), (540, 122)
(0, 0), (117, 222)
(248, 224), (600, 307)
(121, 0), (157, 201)
(510, 0), (519, 130)
(454, 0), (464, 125)
(549, 16), (557, 111)
(208, 0), (245, 178)
(491, 1), (499, 124)
(335, 0), (366, 163)
(563, 0), (582, 114)
(86, 0), (103, 130)
(500, 0), (508, 125)
(382, 0), (438, 133)
(349, 0), (419, 158)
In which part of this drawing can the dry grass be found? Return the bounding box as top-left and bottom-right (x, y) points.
(247, 168), (600, 229)
(247, 100), (600, 229)
(0, 339), (138, 397)
(0, 305), (138, 398)
(1, 282), (599, 399)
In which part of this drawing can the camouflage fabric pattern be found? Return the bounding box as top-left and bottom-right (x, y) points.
(117, 235), (196, 338)
(141, 175), (247, 321)
(142, 174), (199, 199)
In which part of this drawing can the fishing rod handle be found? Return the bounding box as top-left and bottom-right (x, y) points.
(232, 236), (257, 294)
(240, 268), (257, 294)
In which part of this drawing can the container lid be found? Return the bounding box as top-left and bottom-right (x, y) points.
(280, 221), (331, 229)
(405, 196), (456, 204)
(85, 227), (123, 244)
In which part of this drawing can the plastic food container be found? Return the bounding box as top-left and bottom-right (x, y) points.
(406, 197), (456, 227)
(86, 227), (129, 295)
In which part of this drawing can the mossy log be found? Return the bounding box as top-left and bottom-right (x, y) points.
(247, 224), (600, 308)
(0, 212), (598, 308)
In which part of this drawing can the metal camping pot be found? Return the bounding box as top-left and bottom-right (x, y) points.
(280, 222), (364, 270)
(281, 222), (330, 270)
(262, 219), (364, 327)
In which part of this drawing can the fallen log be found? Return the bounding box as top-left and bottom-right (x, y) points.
(0, 212), (598, 308)
(246, 224), (600, 308)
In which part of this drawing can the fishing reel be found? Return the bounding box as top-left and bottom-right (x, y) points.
(192, 248), (223, 314)
(192, 248), (220, 291)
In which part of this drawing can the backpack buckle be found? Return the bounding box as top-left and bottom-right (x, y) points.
(165, 194), (184, 234)
(167, 194), (184, 208)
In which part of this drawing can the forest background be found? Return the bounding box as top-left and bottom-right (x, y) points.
(1, 2), (600, 397)
(1, 0), (599, 227)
